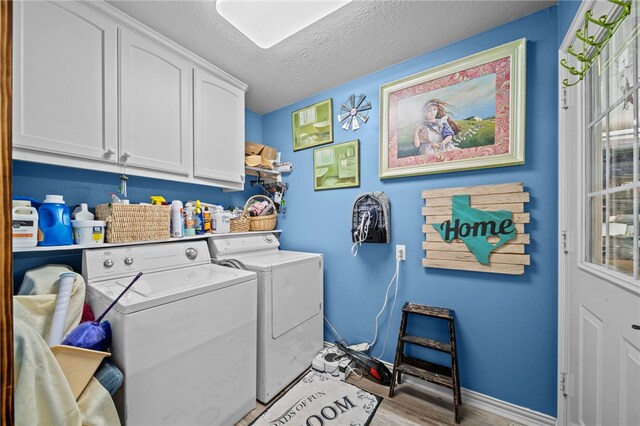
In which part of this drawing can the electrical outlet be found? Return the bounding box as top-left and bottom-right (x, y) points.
(396, 245), (406, 261)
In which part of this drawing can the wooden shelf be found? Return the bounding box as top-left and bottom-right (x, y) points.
(245, 166), (292, 177)
(12, 230), (282, 253)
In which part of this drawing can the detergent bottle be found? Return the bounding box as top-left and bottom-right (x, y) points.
(12, 202), (38, 248)
(194, 200), (204, 235)
(38, 195), (73, 246)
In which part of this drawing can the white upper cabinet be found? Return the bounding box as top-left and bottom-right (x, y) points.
(119, 29), (192, 176)
(193, 68), (245, 184)
(13, 0), (247, 189)
(13, 0), (118, 162)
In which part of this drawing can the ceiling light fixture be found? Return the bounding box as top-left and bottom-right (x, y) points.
(216, 0), (352, 49)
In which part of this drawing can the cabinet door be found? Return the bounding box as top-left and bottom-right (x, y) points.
(13, 0), (118, 162)
(120, 29), (192, 175)
(193, 68), (245, 184)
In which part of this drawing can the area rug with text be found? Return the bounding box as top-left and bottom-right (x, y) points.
(250, 370), (382, 426)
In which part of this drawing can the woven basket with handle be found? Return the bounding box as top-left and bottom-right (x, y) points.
(244, 195), (277, 231)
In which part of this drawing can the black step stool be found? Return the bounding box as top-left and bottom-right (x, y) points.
(389, 302), (462, 423)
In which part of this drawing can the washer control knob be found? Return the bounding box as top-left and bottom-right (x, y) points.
(185, 248), (198, 260)
(124, 257), (134, 266)
(103, 259), (114, 268)
(264, 236), (274, 243)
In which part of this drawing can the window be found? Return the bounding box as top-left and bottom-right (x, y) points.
(586, 2), (639, 280)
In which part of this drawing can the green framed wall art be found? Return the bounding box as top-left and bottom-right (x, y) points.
(292, 99), (333, 151)
(313, 140), (359, 191)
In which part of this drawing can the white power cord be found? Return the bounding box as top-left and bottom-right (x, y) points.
(374, 259), (400, 360)
(351, 211), (372, 257)
(368, 257), (400, 353)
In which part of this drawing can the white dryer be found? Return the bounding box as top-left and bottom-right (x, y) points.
(209, 234), (323, 403)
(83, 241), (257, 426)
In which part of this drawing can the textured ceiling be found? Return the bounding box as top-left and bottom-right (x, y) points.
(106, 0), (556, 114)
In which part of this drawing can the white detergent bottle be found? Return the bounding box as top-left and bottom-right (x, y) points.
(72, 203), (94, 220)
(12, 206), (38, 248)
(213, 207), (231, 234)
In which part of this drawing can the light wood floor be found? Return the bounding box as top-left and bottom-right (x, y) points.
(236, 374), (523, 426)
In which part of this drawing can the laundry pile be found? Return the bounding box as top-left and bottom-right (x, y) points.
(13, 265), (121, 426)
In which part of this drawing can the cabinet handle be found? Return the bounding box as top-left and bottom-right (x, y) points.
(633, 324), (640, 330)
(121, 151), (132, 161)
(105, 148), (116, 156)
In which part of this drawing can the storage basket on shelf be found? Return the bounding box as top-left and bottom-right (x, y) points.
(230, 214), (251, 233)
(243, 195), (277, 231)
(95, 203), (170, 243)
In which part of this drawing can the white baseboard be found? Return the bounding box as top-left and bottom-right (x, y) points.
(323, 342), (556, 426)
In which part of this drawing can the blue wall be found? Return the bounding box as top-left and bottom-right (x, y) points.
(12, 108), (263, 286)
(261, 7), (559, 416)
(559, 0), (583, 45)
(12, 5), (564, 417)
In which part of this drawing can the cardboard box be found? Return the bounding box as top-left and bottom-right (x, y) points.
(260, 145), (278, 161)
(245, 155), (262, 167)
(51, 345), (110, 400)
(245, 142), (264, 156)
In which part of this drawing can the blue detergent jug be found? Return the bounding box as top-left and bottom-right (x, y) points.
(38, 195), (73, 246)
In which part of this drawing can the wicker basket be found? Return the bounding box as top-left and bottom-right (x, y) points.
(230, 215), (251, 233)
(243, 195), (277, 231)
(95, 203), (170, 243)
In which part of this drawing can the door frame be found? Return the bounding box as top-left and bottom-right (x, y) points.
(558, 1), (593, 424)
(557, 1), (634, 424)
(1, 1), (13, 424)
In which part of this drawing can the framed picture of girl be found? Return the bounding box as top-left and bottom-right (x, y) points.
(379, 38), (526, 178)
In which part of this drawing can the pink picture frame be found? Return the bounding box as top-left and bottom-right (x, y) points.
(379, 39), (526, 178)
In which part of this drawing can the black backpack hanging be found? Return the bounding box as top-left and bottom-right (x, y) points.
(351, 192), (390, 246)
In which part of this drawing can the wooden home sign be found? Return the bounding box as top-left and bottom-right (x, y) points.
(422, 182), (530, 275)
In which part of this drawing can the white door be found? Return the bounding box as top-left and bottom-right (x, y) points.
(560, 2), (640, 425)
(13, 0), (118, 162)
(119, 28), (192, 175)
(193, 68), (245, 184)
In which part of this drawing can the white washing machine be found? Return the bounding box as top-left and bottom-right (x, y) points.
(209, 234), (323, 403)
(83, 241), (257, 426)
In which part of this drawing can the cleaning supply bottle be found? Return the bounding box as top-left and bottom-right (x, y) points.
(194, 200), (204, 235)
(184, 203), (196, 237)
(12, 202), (39, 248)
(71, 203), (94, 220)
(203, 207), (211, 234)
(38, 195), (73, 246)
(170, 200), (184, 238)
(212, 206), (230, 234)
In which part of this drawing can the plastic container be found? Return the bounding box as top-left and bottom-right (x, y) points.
(170, 200), (184, 238)
(50, 345), (110, 400)
(72, 203), (94, 221)
(203, 208), (211, 234)
(195, 200), (204, 235)
(12, 206), (39, 248)
(184, 205), (196, 237)
(38, 195), (73, 246)
(212, 209), (231, 234)
(71, 220), (106, 245)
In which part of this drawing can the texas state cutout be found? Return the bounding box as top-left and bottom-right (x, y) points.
(434, 195), (516, 265)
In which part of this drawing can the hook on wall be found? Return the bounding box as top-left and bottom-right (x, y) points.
(561, 0), (632, 87)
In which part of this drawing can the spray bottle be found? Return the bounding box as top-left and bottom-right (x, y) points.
(170, 200), (184, 238)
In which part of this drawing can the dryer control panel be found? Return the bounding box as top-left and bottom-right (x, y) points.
(209, 234), (280, 257)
